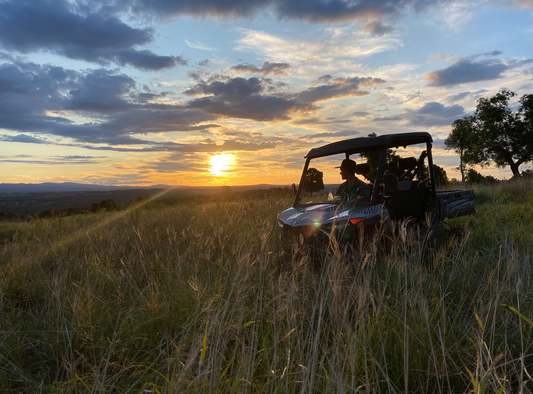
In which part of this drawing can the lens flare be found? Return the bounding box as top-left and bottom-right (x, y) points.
(209, 154), (235, 176)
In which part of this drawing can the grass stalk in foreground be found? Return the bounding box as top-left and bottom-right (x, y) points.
(0, 181), (532, 392)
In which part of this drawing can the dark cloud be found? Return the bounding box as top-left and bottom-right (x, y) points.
(361, 20), (395, 36)
(406, 102), (465, 127)
(297, 76), (386, 102)
(376, 101), (465, 127)
(110, 0), (454, 24)
(0, 0), (185, 70)
(115, 49), (187, 71)
(292, 118), (352, 125)
(64, 69), (137, 113)
(446, 92), (470, 102)
(0, 134), (49, 144)
(84, 139), (276, 154)
(184, 77), (314, 121)
(299, 129), (360, 139)
(56, 155), (107, 160)
(181, 74), (384, 123)
(125, 0), (267, 19)
(351, 111), (371, 117)
(0, 155), (105, 165)
(231, 62), (293, 77)
(275, 0), (445, 23)
(425, 52), (512, 87)
(0, 61), (218, 146)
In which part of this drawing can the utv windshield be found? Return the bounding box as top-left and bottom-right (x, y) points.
(295, 140), (436, 205)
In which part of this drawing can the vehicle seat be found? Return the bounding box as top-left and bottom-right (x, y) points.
(385, 180), (426, 221)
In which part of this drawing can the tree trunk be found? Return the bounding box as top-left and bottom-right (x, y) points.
(510, 162), (521, 177)
(459, 153), (466, 188)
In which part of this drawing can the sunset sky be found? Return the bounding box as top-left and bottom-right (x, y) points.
(0, 0), (532, 186)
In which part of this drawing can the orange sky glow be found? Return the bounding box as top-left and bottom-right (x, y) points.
(0, 0), (531, 186)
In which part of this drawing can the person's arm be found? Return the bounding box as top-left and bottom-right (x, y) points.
(356, 178), (371, 198)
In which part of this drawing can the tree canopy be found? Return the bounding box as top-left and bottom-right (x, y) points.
(359, 133), (402, 181)
(445, 90), (533, 177)
(302, 168), (324, 194)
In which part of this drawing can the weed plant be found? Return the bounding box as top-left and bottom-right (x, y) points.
(1, 181), (533, 393)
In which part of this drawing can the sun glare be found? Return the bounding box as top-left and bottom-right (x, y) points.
(209, 154), (235, 176)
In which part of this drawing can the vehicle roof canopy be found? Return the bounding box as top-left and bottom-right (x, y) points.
(305, 132), (433, 159)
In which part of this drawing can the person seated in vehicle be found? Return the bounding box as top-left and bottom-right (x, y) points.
(335, 159), (371, 201)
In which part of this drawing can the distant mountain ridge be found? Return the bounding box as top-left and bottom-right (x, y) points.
(0, 182), (176, 193)
(0, 182), (294, 193)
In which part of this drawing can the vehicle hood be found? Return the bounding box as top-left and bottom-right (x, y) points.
(278, 201), (387, 228)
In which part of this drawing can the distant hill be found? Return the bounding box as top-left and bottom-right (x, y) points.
(0, 182), (296, 193)
(0, 182), (176, 193)
(0, 182), (300, 213)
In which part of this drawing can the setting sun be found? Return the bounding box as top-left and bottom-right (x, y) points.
(209, 154), (235, 176)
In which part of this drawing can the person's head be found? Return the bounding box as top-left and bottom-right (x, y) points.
(336, 159), (356, 179)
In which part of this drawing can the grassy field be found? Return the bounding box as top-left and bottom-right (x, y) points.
(1, 180), (533, 393)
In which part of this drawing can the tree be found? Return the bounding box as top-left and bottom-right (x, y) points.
(302, 168), (324, 194)
(445, 116), (476, 185)
(432, 164), (449, 186)
(446, 90), (533, 178)
(360, 133), (401, 181)
(465, 169), (486, 184)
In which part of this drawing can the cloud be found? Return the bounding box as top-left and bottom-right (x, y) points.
(406, 102), (465, 126)
(0, 154), (105, 165)
(64, 69), (137, 113)
(185, 40), (218, 51)
(360, 21), (395, 36)
(0, 134), (49, 144)
(114, 49), (187, 71)
(231, 62), (293, 76)
(373, 115), (403, 122)
(124, 0), (455, 23)
(0, 0), (185, 70)
(180, 74), (385, 122)
(425, 52), (520, 87)
(56, 155), (107, 160)
(235, 27), (401, 63)
(292, 118), (352, 125)
(446, 92), (470, 102)
(0, 61), (218, 146)
(184, 77), (315, 121)
(296, 76), (386, 102)
(299, 129), (361, 139)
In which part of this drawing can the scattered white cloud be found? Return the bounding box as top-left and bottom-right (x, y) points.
(234, 27), (402, 64)
(184, 40), (218, 51)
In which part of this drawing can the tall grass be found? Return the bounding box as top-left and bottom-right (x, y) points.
(0, 181), (532, 393)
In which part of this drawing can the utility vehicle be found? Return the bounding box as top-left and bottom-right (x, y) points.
(277, 132), (476, 243)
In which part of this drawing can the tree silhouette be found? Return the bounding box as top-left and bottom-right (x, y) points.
(446, 116), (476, 186)
(432, 164), (449, 186)
(446, 90), (533, 177)
(359, 133), (401, 181)
(302, 168), (324, 194)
